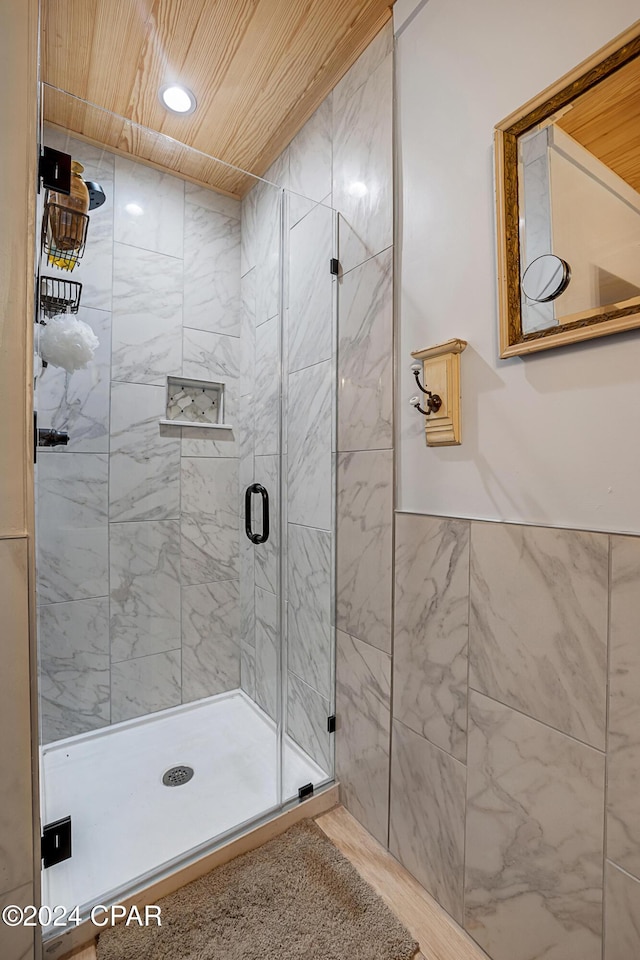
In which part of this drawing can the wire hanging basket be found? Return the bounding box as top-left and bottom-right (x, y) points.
(39, 275), (83, 318)
(42, 200), (89, 272)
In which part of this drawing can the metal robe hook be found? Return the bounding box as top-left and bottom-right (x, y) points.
(410, 362), (442, 416)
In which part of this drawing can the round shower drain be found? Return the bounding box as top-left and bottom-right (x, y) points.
(162, 765), (194, 787)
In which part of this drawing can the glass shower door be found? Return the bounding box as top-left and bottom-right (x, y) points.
(279, 192), (338, 804)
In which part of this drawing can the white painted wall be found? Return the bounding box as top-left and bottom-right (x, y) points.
(395, 0), (640, 533)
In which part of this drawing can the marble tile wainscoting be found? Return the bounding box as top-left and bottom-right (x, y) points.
(383, 513), (640, 960)
(36, 128), (245, 742)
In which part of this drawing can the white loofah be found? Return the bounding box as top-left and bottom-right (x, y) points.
(39, 315), (99, 372)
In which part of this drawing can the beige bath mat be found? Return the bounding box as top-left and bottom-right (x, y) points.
(97, 819), (419, 960)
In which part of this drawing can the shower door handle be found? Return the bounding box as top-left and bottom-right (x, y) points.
(245, 483), (269, 544)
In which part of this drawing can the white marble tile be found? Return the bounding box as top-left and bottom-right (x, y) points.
(114, 156), (184, 257)
(62, 228), (114, 312)
(469, 522), (608, 749)
(109, 382), (180, 522)
(289, 97), (333, 228)
(287, 360), (332, 529)
(333, 52), (393, 273)
(111, 650), (181, 723)
(288, 203), (333, 373)
(336, 450), (393, 652)
(37, 453), (109, 604)
(605, 861), (640, 960)
(109, 520), (181, 661)
(0, 539), (34, 898)
(255, 179), (283, 325)
(241, 184), (258, 277)
(181, 457), (239, 585)
(240, 267), (256, 398)
(185, 181), (240, 220)
(182, 580), (241, 702)
(608, 535), (640, 878)
(241, 642), (256, 700)
(182, 327), (241, 446)
(36, 306), (111, 453)
(335, 629), (391, 846)
(184, 203), (241, 337)
(393, 514), (469, 762)
(288, 524), (332, 700)
(254, 316), (280, 457)
(338, 247), (393, 451)
(38, 598), (110, 743)
(0, 884), (35, 959)
(240, 530), (255, 649)
(111, 242), (183, 384)
(239, 398), (255, 649)
(254, 455), (279, 594)
(287, 672), (331, 773)
(333, 23), (393, 118)
(465, 691), (605, 960)
(182, 326), (240, 384)
(390, 719), (466, 922)
(255, 586), (278, 721)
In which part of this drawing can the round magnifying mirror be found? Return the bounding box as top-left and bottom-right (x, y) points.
(522, 254), (571, 302)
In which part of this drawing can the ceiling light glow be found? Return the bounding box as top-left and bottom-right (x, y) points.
(159, 83), (197, 115)
(125, 202), (144, 216)
(348, 180), (368, 198)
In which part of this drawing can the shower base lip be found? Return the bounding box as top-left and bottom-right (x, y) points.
(42, 783), (339, 960)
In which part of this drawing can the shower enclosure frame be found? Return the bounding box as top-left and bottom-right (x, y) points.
(32, 85), (339, 954)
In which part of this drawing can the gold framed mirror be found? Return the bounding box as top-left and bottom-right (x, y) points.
(495, 21), (640, 357)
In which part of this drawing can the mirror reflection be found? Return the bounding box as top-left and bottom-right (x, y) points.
(517, 53), (640, 336)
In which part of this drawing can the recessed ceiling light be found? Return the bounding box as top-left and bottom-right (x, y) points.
(159, 83), (197, 115)
(125, 202), (144, 216)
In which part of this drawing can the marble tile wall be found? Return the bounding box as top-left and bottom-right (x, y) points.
(37, 129), (245, 741)
(332, 21), (395, 840)
(388, 513), (640, 960)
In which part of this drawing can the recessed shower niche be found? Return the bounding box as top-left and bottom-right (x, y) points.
(160, 375), (230, 429)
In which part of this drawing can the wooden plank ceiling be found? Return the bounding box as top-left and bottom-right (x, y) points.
(557, 53), (640, 193)
(42, 0), (393, 197)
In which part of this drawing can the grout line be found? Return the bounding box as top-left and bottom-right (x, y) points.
(463, 519), (472, 925)
(110, 645), (182, 666)
(602, 534), (613, 960)
(394, 507), (633, 540)
(112, 237), (184, 262)
(468, 685), (607, 754)
(606, 858), (640, 885)
(393, 715), (466, 768)
(339, 243), (394, 279)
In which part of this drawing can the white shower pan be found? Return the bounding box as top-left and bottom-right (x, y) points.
(40, 689), (326, 923)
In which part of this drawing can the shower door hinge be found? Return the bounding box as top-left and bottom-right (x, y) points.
(327, 714), (336, 733)
(298, 782), (314, 802)
(329, 258), (340, 276)
(41, 816), (72, 868)
(39, 146), (71, 195)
